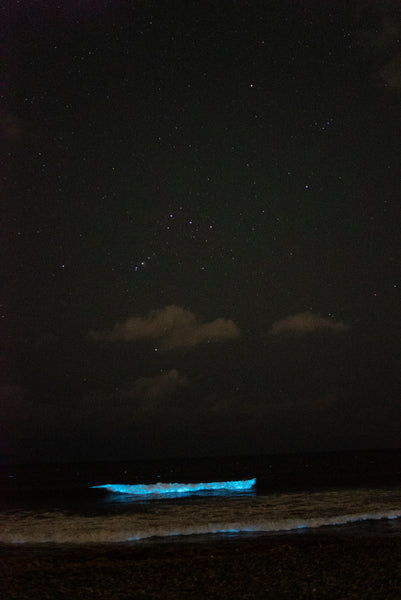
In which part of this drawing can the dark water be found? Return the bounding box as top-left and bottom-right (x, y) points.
(1, 449), (400, 544)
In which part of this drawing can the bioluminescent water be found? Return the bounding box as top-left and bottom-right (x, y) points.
(2, 451), (401, 544)
(2, 501), (401, 544)
(91, 478), (256, 496)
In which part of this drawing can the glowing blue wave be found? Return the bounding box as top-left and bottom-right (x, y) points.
(92, 478), (256, 496)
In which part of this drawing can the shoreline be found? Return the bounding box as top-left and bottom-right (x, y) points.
(2, 532), (401, 599)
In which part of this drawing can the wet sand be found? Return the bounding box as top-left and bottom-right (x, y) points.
(2, 533), (401, 599)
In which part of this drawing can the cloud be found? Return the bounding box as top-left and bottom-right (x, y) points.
(270, 312), (350, 336)
(200, 392), (233, 415)
(0, 106), (22, 142)
(127, 369), (189, 401)
(90, 305), (240, 350)
(380, 53), (401, 90)
(356, 5), (401, 90)
(371, 18), (401, 89)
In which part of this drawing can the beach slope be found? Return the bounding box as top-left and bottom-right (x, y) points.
(2, 533), (401, 599)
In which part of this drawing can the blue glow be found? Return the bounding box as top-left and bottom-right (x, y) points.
(92, 478), (256, 496)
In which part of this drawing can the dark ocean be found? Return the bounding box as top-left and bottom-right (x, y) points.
(1, 449), (400, 545)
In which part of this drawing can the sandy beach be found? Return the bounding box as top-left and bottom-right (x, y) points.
(2, 533), (401, 599)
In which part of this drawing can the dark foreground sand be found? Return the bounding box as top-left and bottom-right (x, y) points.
(2, 533), (401, 599)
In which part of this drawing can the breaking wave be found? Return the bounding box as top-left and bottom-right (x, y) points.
(1, 510), (400, 544)
(91, 478), (256, 496)
(2, 480), (400, 545)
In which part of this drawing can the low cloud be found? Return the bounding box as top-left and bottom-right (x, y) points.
(127, 369), (188, 401)
(200, 392), (233, 415)
(90, 305), (240, 350)
(356, 6), (401, 90)
(270, 312), (350, 336)
(0, 106), (22, 142)
(380, 54), (401, 90)
(373, 19), (401, 89)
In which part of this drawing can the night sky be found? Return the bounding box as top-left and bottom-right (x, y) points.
(2, 1), (400, 463)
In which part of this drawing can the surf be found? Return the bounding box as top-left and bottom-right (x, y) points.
(1, 508), (400, 544)
(91, 478), (256, 496)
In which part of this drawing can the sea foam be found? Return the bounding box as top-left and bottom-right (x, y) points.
(1, 509), (400, 544)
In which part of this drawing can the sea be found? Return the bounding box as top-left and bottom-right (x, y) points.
(1, 449), (400, 547)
